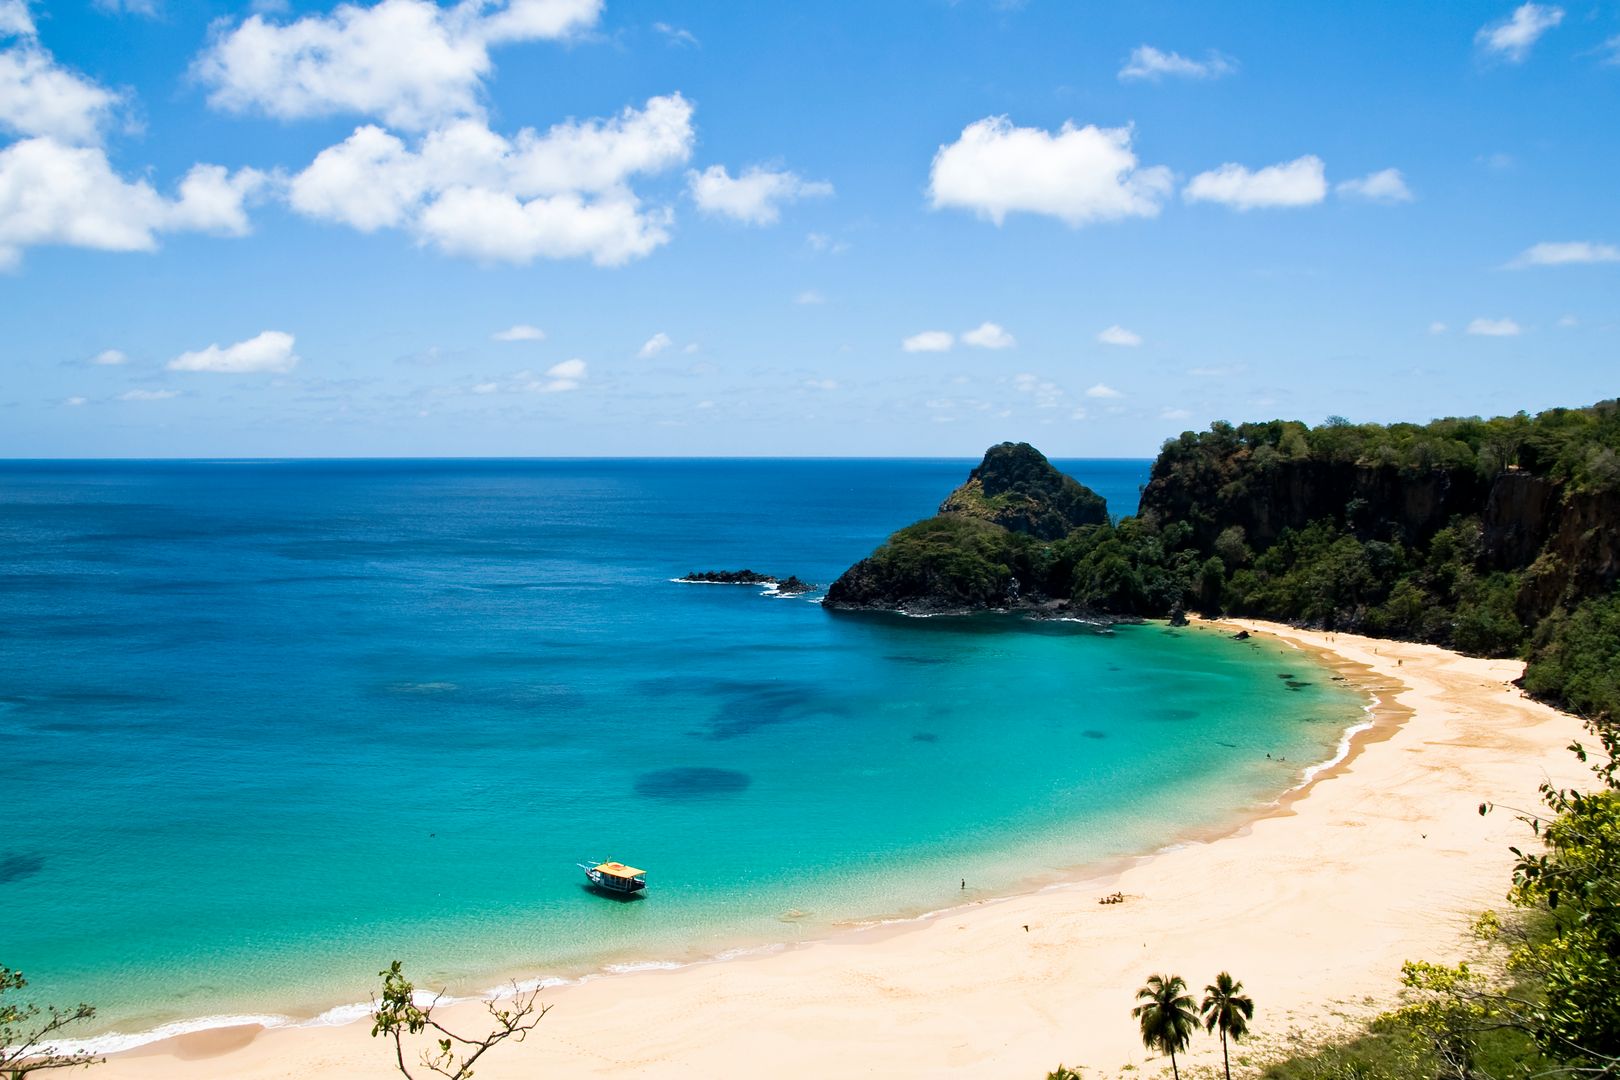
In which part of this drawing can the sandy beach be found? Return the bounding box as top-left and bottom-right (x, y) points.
(93, 620), (1590, 1079)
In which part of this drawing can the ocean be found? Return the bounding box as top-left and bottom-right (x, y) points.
(0, 458), (1365, 1047)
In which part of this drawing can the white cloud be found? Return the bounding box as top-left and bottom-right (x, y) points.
(1467, 317), (1522, 337)
(492, 323), (544, 341)
(1012, 372), (1064, 409)
(1476, 3), (1563, 62)
(1085, 383), (1124, 399)
(902, 330), (954, 352)
(0, 38), (120, 144)
(1097, 324), (1142, 347)
(168, 329), (299, 373)
(92, 0), (159, 16)
(1557, 314), (1578, 327)
(288, 95), (692, 265)
(91, 348), (128, 365)
(803, 378), (838, 391)
(195, 0), (603, 131)
(1603, 35), (1620, 65)
(0, 0), (34, 37)
(1161, 407), (1192, 420)
(0, 138), (266, 268)
(471, 381), (499, 393)
(1118, 45), (1235, 82)
(1184, 155), (1326, 210)
(961, 321), (1015, 349)
(929, 116), (1172, 226)
(64, 395), (86, 406)
(120, 388), (178, 400)
(524, 356), (585, 392)
(652, 21), (697, 47)
(1429, 321), (1448, 335)
(687, 164), (832, 226)
(805, 231), (848, 254)
(794, 289), (825, 305)
(637, 331), (672, 358)
(1508, 241), (1620, 267)
(1336, 168), (1413, 204)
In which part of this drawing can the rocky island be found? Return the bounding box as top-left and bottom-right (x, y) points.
(823, 441), (1107, 615)
(680, 570), (816, 594)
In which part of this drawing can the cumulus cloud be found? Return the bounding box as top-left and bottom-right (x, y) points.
(195, 0), (603, 131)
(687, 164), (832, 225)
(492, 323), (544, 341)
(288, 94), (693, 265)
(637, 331), (672, 358)
(1336, 167), (1413, 204)
(1085, 383), (1124, 399)
(1118, 45), (1235, 82)
(961, 321), (1015, 349)
(524, 356), (585, 392)
(1476, 3), (1563, 62)
(902, 330), (954, 352)
(1508, 241), (1620, 267)
(0, 138), (266, 268)
(168, 329), (299, 373)
(1184, 154), (1326, 210)
(0, 36), (120, 144)
(1097, 325), (1142, 347)
(928, 116), (1172, 227)
(0, 0), (33, 36)
(1467, 317), (1522, 337)
(91, 348), (128, 364)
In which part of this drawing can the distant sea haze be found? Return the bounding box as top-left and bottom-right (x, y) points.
(0, 458), (1362, 1047)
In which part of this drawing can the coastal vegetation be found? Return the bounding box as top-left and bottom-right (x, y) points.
(0, 967), (99, 1077)
(370, 961), (549, 1080)
(826, 402), (1620, 721)
(1133, 973), (1201, 1080)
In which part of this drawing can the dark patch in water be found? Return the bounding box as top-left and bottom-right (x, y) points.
(1150, 708), (1199, 722)
(885, 655), (950, 666)
(911, 732), (939, 743)
(1107, 665), (1123, 672)
(0, 852), (45, 885)
(1277, 673), (1295, 679)
(1285, 680), (1311, 690)
(1082, 730), (1108, 739)
(634, 767), (751, 800)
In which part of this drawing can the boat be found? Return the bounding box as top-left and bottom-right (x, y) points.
(579, 860), (647, 895)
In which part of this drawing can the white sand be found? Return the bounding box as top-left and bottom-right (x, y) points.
(95, 621), (1590, 1078)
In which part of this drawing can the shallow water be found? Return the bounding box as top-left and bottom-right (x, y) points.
(0, 459), (1363, 1042)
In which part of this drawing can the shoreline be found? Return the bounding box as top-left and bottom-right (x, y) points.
(92, 620), (1589, 1077)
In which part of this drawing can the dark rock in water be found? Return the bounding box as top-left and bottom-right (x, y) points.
(1233, 630), (1251, 640)
(1168, 602), (1189, 627)
(1082, 729), (1108, 739)
(634, 767), (751, 800)
(680, 570), (817, 592)
(910, 732), (939, 743)
(681, 569), (776, 585)
(0, 852), (45, 885)
(1277, 673), (1295, 679)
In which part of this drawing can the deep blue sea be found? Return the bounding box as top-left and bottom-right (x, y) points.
(0, 459), (1364, 1046)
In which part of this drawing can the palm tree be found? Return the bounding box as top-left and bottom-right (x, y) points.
(1133, 973), (1199, 1080)
(1045, 1067), (1082, 1080)
(1200, 971), (1255, 1080)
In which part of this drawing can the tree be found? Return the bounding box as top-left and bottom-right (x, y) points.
(1133, 973), (1199, 1080)
(1201, 972), (1255, 1080)
(370, 961), (550, 1080)
(1045, 1067), (1082, 1080)
(0, 967), (101, 1079)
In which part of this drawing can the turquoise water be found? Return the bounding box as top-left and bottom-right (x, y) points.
(0, 459), (1364, 1044)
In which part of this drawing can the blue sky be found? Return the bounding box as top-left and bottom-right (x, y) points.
(2, 0), (1617, 456)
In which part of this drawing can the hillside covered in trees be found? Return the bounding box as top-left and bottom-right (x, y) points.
(825, 402), (1620, 722)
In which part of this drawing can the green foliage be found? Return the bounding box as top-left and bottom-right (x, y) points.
(371, 961), (549, 1080)
(0, 966), (100, 1078)
(1524, 589), (1620, 722)
(1133, 973), (1200, 1080)
(1045, 1066), (1083, 1080)
(1201, 972), (1255, 1080)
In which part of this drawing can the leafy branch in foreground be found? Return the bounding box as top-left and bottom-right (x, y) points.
(370, 961), (550, 1080)
(0, 967), (101, 1079)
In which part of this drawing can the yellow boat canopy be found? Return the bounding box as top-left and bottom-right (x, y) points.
(594, 862), (645, 879)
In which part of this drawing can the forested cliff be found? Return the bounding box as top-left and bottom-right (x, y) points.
(825, 402), (1620, 722)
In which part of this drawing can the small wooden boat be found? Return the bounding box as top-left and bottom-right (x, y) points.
(579, 860), (647, 895)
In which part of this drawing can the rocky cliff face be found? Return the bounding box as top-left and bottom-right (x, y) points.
(937, 441), (1107, 540)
